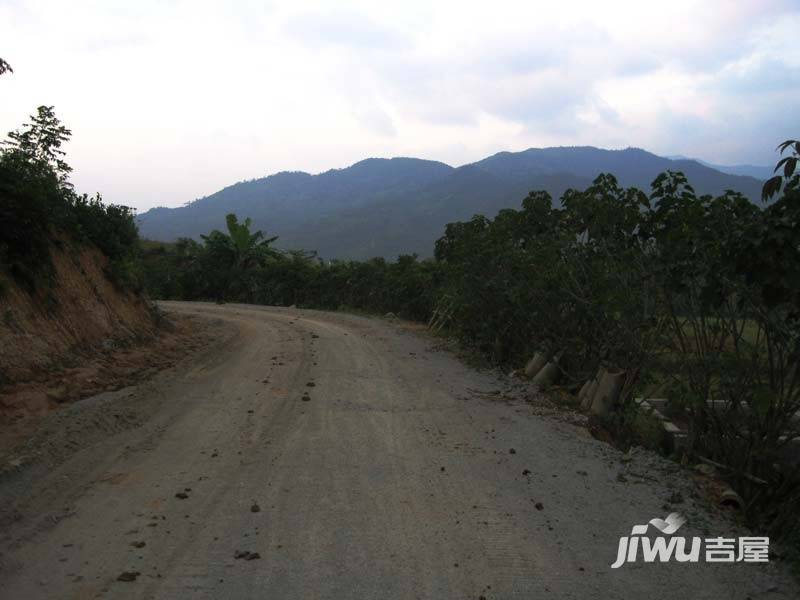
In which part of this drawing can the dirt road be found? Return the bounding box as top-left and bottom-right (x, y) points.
(0, 302), (795, 599)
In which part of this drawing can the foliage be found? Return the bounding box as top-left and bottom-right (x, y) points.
(0, 107), (141, 290)
(3, 106), (73, 185)
(644, 168), (800, 539)
(141, 139), (800, 549)
(136, 148), (766, 260)
(142, 232), (441, 321)
(762, 140), (799, 202)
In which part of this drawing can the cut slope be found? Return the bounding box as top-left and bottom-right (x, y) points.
(0, 241), (158, 387)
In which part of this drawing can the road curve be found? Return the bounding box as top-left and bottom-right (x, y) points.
(0, 302), (795, 599)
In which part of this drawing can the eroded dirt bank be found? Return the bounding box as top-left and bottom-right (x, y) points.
(1, 244), (157, 387)
(0, 242), (231, 453)
(0, 302), (796, 599)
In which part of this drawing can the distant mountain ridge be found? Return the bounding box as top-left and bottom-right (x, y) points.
(664, 154), (773, 180)
(138, 146), (765, 259)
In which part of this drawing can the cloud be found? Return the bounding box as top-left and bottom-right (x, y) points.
(283, 9), (409, 49)
(1, 0), (798, 209)
(352, 101), (397, 137)
(716, 57), (800, 94)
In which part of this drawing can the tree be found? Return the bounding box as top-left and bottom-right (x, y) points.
(0, 58), (12, 76)
(3, 105), (73, 184)
(223, 213), (280, 270)
(762, 139), (799, 202)
(200, 213), (281, 300)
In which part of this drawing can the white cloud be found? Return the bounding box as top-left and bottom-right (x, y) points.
(0, 0), (797, 210)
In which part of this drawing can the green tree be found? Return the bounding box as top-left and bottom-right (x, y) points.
(762, 139), (799, 202)
(200, 214), (281, 300)
(3, 105), (73, 185)
(1, 106), (141, 290)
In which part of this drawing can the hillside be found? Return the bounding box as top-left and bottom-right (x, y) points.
(137, 146), (765, 259)
(0, 242), (157, 385)
(664, 155), (773, 180)
(0, 106), (220, 437)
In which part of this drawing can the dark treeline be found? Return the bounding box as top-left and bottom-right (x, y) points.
(141, 215), (443, 322)
(143, 146), (800, 548)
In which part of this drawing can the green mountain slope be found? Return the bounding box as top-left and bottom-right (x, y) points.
(138, 146), (764, 259)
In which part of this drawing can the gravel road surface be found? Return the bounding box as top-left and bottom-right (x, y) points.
(0, 302), (795, 599)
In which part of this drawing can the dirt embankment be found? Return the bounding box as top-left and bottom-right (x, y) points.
(0, 242), (219, 446)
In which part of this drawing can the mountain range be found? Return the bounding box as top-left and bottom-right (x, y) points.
(137, 146), (766, 259)
(663, 155), (773, 180)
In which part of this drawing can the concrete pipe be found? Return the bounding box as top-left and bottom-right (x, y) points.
(590, 369), (625, 416)
(523, 351), (551, 379)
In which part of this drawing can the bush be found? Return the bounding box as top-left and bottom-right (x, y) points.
(141, 153), (799, 549)
(0, 107), (141, 291)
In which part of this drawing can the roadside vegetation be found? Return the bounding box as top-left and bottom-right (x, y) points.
(142, 142), (800, 556)
(3, 52), (798, 569)
(0, 102), (140, 293)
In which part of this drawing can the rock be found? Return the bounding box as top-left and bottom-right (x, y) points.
(522, 469), (531, 476)
(306, 382), (316, 387)
(130, 541), (146, 548)
(251, 503), (261, 513)
(301, 394), (311, 402)
(577, 378), (593, 404)
(534, 502), (544, 511)
(175, 492), (189, 500)
(509, 448), (516, 454)
(384, 312), (397, 319)
(117, 571), (140, 582)
(246, 552), (261, 560)
(46, 386), (70, 404)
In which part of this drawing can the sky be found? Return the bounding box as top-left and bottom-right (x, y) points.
(1, 0), (799, 211)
